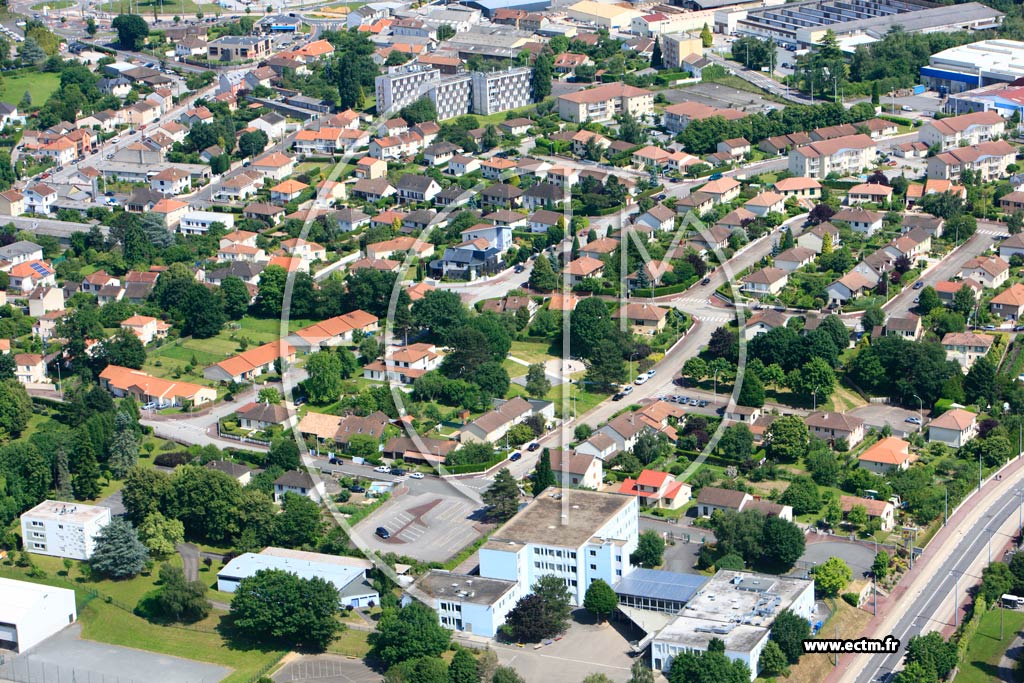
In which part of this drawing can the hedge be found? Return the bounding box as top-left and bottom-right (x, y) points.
(632, 278), (699, 298)
(444, 454), (507, 475)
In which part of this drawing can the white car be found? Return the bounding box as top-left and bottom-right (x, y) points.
(409, 472), (424, 479)
(634, 375), (649, 386)
(621, 385), (634, 395)
(646, 369), (657, 378)
(374, 465), (391, 473)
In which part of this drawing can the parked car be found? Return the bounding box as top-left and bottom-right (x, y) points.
(350, 484), (366, 493)
(514, 264), (525, 273)
(375, 527), (391, 539)
(527, 442), (541, 452)
(409, 472), (424, 479)
(509, 452), (522, 461)
(374, 465), (391, 474)
(901, 105), (914, 112)
(634, 374), (648, 386)
(701, 277), (711, 285)
(698, 400), (709, 407)
(913, 281), (924, 290)
(905, 416), (922, 425)
(621, 385), (634, 395)
(391, 468), (406, 476)
(613, 392), (625, 401)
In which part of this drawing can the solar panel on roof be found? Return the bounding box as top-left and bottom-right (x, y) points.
(30, 263), (49, 276)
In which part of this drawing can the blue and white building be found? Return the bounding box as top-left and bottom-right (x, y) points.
(218, 548), (380, 608)
(409, 489), (640, 637)
(922, 40), (1024, 95)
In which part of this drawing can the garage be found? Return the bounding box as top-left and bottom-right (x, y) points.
(0, 578), (76, 652)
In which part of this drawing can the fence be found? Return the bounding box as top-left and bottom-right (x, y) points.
(0, 658), (150, 683)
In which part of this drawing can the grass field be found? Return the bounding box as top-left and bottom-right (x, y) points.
(781, 600), (872, 683)
(0, 71), (60, 107)
(955, 608), (1024, 683)
(509, 339), (558, 364)
(98, 0), (222, 14)
(326, 628), (371, 658)
(31, 0), (72, 8)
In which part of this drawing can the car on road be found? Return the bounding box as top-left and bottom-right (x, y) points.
(527, 442), (541, 451)
(654, 193), (666, 201)
(509, 451), (522, 461)
(391, 468), (407, 476)
(350, 484), (366, 493)
(709, 173), (723, 180)
(901, 105), (914, 112)
(698, 400), (709, 407)
(913, 281), (924, 289)
(621, 385), (634, 395)
(375, 527), (391, 539)
(635, 375), (648, 385)
(409, 472), (424, 479)
(374, 465), (391, 474)
(701, 277), (711, 285)
(913, 297), (919, 304)
(646, 369), (656, 377)
(514, 264), (524, 273)
(985, 325), (997, 330)
(905, 416), (922, 425)
(613, 392), (625, 401)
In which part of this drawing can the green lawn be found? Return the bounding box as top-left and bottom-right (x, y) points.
(326, 628), (371, 658)
(955, 608), (1024, 683)
(0, 71), (60, 107)
(31, 0), (72, 8)
(509, 339), (558, 364)
(98, 0), (222, 14)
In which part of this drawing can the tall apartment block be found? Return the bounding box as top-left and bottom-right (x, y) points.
(430, 74), (473, 121)
(470, 67), (533, 116)
(375, 65), (441, 116)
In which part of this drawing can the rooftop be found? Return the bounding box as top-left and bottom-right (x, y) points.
(219, 551), (368, 593)
(614, 568), (707, 602)
(486, 488), (634, 549)
(22, 500), (110, 524)
(414, 570), (519, 605)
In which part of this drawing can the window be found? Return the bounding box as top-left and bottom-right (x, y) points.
(590, 550), (596, 557)
(590, 564), (596, 570)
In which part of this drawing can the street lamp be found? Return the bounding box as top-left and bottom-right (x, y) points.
(951, 570), (961, 628)
(913, 393), (923, 433)
(812, 384), (820, 411)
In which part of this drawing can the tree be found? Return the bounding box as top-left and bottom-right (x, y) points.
(504, 574), (572, 642)
(273, 492), (323, 547)
(447, 649), (478, 683)
(980, 561), (1015, 605)
(238, 130), (269, 158)
(870, 80), (881, 106)
(700, 23), (713, 48)
(231, 569), (341, 650)
(152, 563), (209, 623)
(812, 556), (852, 597)
(631, 529), (665, 568)
(893, 662), (932, 683)
(327, 55), (366, 109)
(72, 445), (101, 500)
(90, 518), (149, 579)
(952, 284), (976, 318)
(762, 516), (805, 569)
(759, 640), (790, 677)
(719, 423), (754, 461)
(504, 594), (552, 642)
(412, 290), (468, 342)
(0, 380), (32, 439)
(737, 371), (764, 408)
(18, 37), (45, 65)
(583, 579), (617, 623)
(525, 363), (551, 398)
(917, 286), (941, 314)
(493, 667), (525, 683)
(628, 660), (655, 683)
(682, 357), (707, 384)
(872, 551), (889, 579)
(964, 355), (996, 406)
(304, 351), (344, 404)
(371, 601), (450, 666)
(532, 449), (557, 497)
(1009, 211), (1024, 235)
(770, 609), (811, 664)
(138, 511), (184, 558)
(905, 632), (957, 681)
(112, 14), (149, 50)
(780, 477), (821, 516)
(398, 97), (437, 125)
(651, 37), (663, 69)
(765, 416), (810, 463)
(140, 212), (173, 249)
(667, 644), (750, 683)
(528, 253), (558, 292)
(108, 410), (140, 478)
(483, 468), (522, 522)
(633, 432), (672, 466)
(268, 437), (301, 471)
(583, 676), (613, 683)
(531, 51), (553, 102)
(122, 466), (172, 524)
(861, 305), (885, 331)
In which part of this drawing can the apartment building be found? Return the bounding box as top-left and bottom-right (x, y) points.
(920, 110), (1005, 151)
(429, 73), (472, 120)
(21, 500), (111, 560)
(375, 65), (440, 114)
(557, 83), (654, 124)
(927, 139), (1016, 181)
(470, 67), (532, 116)
(208, 35), (272, 62)
(788, 134), (877, 179)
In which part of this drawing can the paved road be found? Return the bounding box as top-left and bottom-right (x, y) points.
(177, 542), (200, 582)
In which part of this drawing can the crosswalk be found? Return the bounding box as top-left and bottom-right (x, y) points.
(693, 313), (733, 323)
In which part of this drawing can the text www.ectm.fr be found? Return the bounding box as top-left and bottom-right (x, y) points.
(803, 637), (901, 654)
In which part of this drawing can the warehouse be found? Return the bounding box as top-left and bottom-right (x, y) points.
(0, 578), (77, 652)
(923, 40), (1024, 95)
(566, 0), (642, 29)
(218, 548), (380, 607)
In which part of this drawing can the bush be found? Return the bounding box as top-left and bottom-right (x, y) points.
(841, 592), (859, 607)
(154, 452), (193, 467)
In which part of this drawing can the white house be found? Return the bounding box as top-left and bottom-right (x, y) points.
(273, 470), (326, 503)
(20, 500), (111, 560)
(928, 408), (979, 448)
(179, 210), (235, 235)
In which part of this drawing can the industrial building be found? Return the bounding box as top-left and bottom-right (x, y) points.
(20, 500), (111, 561)
(944, 82), (1024, 118)
(647, 571), (815, 680)
(217, 547), (380, 607)
(727, 0), (1001, 49)
(923, 40), (1024, 95)
(0, 578), (77, 652)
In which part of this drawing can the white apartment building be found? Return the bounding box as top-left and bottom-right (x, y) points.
(927, 139), (1016, 181)
(788, 134), (877, 179)
(179, 210), (236, 235)
(430, 74), (472, 120)
(375, 65), (441, 115)
(919, 110), (1006, 151)
(471, 68), (532, 116)
(410, 489), (639, 637)
(20, 500), (112, 560)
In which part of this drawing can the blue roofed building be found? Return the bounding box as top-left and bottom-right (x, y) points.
(459, 0), (551, 18)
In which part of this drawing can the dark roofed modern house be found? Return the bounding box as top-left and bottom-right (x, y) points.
(273, 470), (325, 503)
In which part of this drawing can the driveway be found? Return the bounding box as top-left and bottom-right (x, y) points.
(849, 404), (924, 437)
(0, 624), (230, 683)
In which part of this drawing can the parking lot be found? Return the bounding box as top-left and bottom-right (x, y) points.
(273, 654), (380, 683)
(849, 404), (923, 437)
(662, 82), (778, 115)
(801, 540), (877, 578)
(351, 478), (486, 562)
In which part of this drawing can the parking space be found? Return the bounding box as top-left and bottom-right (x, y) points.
(273, 654), (380, 683)
(801, 540), (877, 578)
(352, 481), (486, 562)
(0, 624), (231, 683)
(849, 404), (923, 437)
(662, 82), (777, 115)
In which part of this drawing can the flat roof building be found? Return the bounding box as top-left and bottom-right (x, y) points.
(924, 39), (1024, 94)
(0, 578), (77, 652)
(20, 500), (111, 561)
(218, 548), (379, 607)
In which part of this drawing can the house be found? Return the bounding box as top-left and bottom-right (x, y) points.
(522, 183), (564, 211)
(627, 260), (673, 289)
(382, 436), (458, 465)
(13, 353), (47, 385)
(27, 286), (63, 317)
(99, 365), (216, 408)
(236, 401), (290, 431)
(355, 157), (387, 180)
(0, 240), (43, 266)
(744, 309), (788, 340)
(362, 343), (443, 384)
(695, 487), (753, 518)
(216, 170), (262, 201)
(725, 405), (761, 423)
(120, 315), (170, 345)
(448, 155), (480, 177)
(906, 179), (966, 208)
(1001, 233), (1024, 260)
(564, 256), (605, 285)
(151, 198), (189, 229)
(884, 314), (922, 341)
(920, 110), (1005, 151)
(270, 179), (308, 205)
(663, 101), (747, 134)
(935, 279), (982, 305)
(740, 267), (788, 298)
(461, 223), (512, 252)
(858, 437), (915, 475)
(928, 408), (979, 448)
(481, 295), (539, 320)
(351, 178), (396, 202)
(616, 303), (669, 335)
(811, 123), (859, 141)
(396, 174), (441, 203)
(773, 246), (816, 272)
(23, 183), (57, 214)
(598, 411), (653, 454)
(252, 152), (297, 181)
(805, 411), (865, 448)
(280, 238), (327, 263)
(960, 255), (1009, 289)
(699, 177), (741, 205)
(991, 283), (1024, 320)
(941, 331), (993, 371)
(840, 496), (895, 532)
(20, 500), (111, 562)
(0, 189), (24, 216)
(744, 191), (785, 218)
(774, 176), (822, 201)
(927, 140), (1017, 182)
(180, 210), (234, 235)
(549, 450), (603, 489)
(833, 207), (884, 236)
(334, 412), (390, 449)
(203, 341), (296, 384)
(422, 142), (460, 167)
(366, 236), (434, 260)
(788, 134), (877, 179)
(205, 460), (255, 485)
(8, 260), (56, 293)
(273, 470), (325, 504)
(480, 183), (523, 209)
(459, 396), (537, 445)
(847, 183), (893, 205)
(618, 470), (691, 509)
(500, 118), (533, 136)
(717, 137), (750, 160)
